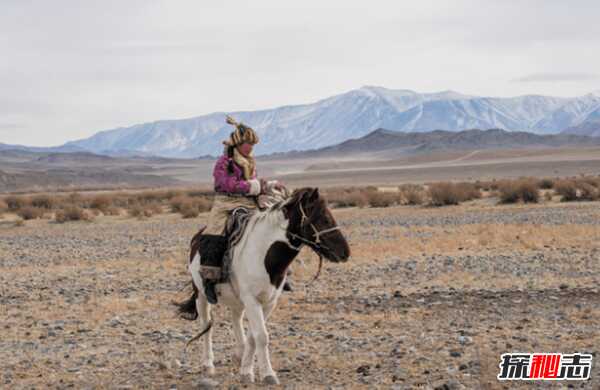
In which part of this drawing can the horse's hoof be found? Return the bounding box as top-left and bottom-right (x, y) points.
(240, 374), (254, 383)
(263, 375), (279, 385)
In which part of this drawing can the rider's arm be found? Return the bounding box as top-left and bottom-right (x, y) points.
(213, 156), (261, 195)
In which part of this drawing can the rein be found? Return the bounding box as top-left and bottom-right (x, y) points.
(286, 200), (340, 285)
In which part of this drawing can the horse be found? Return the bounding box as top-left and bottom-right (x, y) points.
(175, 187), (350, 384)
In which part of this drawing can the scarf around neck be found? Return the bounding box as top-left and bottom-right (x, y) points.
(232, 147), (256, 180)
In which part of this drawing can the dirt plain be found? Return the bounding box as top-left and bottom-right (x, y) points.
(1, 195), (599, 389)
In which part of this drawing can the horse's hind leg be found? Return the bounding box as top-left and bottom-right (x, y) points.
(196, 295), (215, 375)
(240, 332), (256, 383)
(243, 298), (278, 384)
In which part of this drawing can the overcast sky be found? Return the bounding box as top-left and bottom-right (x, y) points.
(1, 0), (599, 146)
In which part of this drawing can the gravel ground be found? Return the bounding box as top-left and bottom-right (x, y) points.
(1, 201), (599, 389)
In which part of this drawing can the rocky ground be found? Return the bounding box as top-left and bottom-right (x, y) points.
(1, 199), (599, 389)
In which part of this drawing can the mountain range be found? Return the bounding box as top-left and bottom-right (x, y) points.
(6, 86), (600, 158)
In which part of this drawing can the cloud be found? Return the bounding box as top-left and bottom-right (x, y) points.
(513, 73), (600, 83)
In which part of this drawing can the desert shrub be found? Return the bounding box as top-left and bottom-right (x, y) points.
(399, 184), (425, 205)
(456, 182), (482, 200)
(579, 176), (600, 188)
(365, 190), (402, 208)
(428, 182), (461, 206)
(170, 195), (190, 213)
(538, 178), (555, 189)
(171, 195), (211, 217)
(30, 194), (55, 209)
(554, 180), (578, 202)
(55, 206), (94, 223)
(555, 179), (600, 202)
(5, 195), (28, 211)
(90, 195), (112, 211)
(179, 202), (200, 218)
(17, 206), (45, 220)
(579, 182), (600, 201)
(0, 199), (7, 212)
(498, 179), (540, 204)
(428, 182), (481, 206)
(544, 191), (553, 202)
(128, 204), (162, 218)
(102, 206), (122, 216)
(325, 188), (369, 208)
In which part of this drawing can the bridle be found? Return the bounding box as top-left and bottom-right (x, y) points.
(286, 200), (341, 252)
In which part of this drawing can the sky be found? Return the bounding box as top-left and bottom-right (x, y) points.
(1, 0), (600, 147)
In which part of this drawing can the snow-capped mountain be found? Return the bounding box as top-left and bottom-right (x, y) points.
(64, 86), (600, 157)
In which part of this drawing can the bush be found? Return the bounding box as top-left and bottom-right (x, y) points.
(428, 182), (481, 206)
(30, 194), (55, 209)
(90, 195), (112, 211)
(0, 199), (7, 212)
(5, 195), (27, 211)
(128, 204), (162, 218)
(555, 179), (600, 202)
(365, 190), (402, 208)
(179, 202), (200, 218)
(102, 206), (122, 216)
(554, 180), (578, 202)
(538, 178), (555, 189)
(17, 207), (45, 220)
(399, 184), (425, 205)
(498, 179), (540, 204)
(171, 196), (211, 214)
(428, 183), (461, 206)
(55, 206), (94, 223)
(324, 188), (369, 208)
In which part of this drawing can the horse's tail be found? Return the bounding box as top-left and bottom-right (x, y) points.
(189, 225), (207, 263)
(173, 282), (199, 320)
(185, 320), (213, 348)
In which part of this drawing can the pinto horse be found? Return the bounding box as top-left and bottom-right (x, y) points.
(176, 187), (350, 384)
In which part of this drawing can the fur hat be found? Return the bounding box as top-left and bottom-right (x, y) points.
(223, 115), (259, 146)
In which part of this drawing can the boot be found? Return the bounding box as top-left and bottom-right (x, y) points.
(204, 279), (218, 304)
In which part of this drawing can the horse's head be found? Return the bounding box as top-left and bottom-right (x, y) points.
(282, 187), (350, 262)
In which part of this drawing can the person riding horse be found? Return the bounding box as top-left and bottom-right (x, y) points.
(200, 116), (290, 304)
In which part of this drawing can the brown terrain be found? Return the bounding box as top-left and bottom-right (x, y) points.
(3, 146), (600, 193)
(1, 192), (599, 389)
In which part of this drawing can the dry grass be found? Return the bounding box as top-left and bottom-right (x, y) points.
(0, 188), (213, 220)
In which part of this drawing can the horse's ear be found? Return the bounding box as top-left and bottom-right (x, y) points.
(310, 187), (320, 201)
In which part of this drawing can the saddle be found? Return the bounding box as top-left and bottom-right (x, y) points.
(199, 206), (253, 283)
(198, 187), (290, 283)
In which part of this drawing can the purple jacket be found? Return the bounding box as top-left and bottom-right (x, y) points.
(213, 154), (258, 194)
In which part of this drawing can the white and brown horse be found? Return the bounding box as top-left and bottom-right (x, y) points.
(176, 187), (350, 384)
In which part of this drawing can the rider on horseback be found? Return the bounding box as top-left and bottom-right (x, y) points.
(200, 116), (288, 304)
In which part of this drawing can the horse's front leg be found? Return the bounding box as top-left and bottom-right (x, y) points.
(230, 307), (246, 367)
(242, 297), (279, 385)
(196, 295), (215, 375)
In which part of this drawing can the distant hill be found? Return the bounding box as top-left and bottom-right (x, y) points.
(562, 119), (600, 137)
(275, 128), (600, 159)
